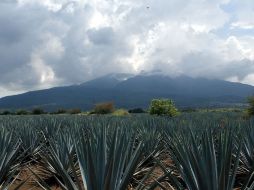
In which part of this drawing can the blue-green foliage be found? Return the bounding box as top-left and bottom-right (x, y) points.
(0, 112), (253, 189)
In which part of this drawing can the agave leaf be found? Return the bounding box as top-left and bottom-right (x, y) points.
(163, 127), (242, 190)
(76, 125), (146, 190)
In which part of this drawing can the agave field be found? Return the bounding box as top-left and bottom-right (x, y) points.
(0, 113), (254, 189)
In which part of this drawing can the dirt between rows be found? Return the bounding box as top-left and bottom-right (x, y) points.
(8, 157), (174, 190)
(9, 165), (60, 190)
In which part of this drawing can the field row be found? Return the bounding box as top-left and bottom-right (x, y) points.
(0, 113), (253, 190)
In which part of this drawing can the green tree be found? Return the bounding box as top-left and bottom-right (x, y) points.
(149, 98), (179, 117)
(16, 109), (29, 115)
(1, 110), (12, 115)
(32, 108), (45, 115)
(247, 96), (254, 116)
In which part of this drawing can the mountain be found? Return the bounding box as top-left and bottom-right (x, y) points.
(0, 73), (253, 111)
(80, 73), (134, 89)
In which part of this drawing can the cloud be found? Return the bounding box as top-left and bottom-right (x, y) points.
(231, 22), (254, 30)
(0, 0), (254, 97)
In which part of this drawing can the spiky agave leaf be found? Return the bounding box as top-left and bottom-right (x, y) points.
(17, 124), (42, 157)
(162, 128), (242, 190)
(241, 124), (254, 171)
(0, 127), (23, 189)
(76, 125), (145, 190)
(238, 123), (254, 189)
(37, 129), (79, 190)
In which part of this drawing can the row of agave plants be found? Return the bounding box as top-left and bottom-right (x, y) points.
(0, 113), (254, 189)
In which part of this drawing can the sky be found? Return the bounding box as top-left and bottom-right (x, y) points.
(0, 0), (254, 97)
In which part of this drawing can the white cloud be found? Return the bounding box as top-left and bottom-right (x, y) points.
(231, 22), (254, 30)
(0, 0), (254, 97)
(223, 36), (254, 61)
(242, 74), (254, 85)
(29, 54), (56, 85)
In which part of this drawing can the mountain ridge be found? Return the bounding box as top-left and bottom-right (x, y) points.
(0, 74), (253, 111)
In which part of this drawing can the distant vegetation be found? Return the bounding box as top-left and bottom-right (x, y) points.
(92, 102), (115, 114)
(68, 108), (82, 114)
(32, 108), (45, 115)
(128, 108), (146, 113)
(149, 98), (179, 117)
(180, 108), (198, 113)
(112, 109), (129, 116)
(54, 109), (67, 114)
(0, 97), (248, 117)
(16, 110), (29, 115)
(1, 110), (12, 115)
(247, 96), (254, 117)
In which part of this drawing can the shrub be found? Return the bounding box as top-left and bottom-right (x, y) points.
(55, 109), (67, 114)
(68, 108), (81, 114)
(32, 108), (45, 115)
(94, 102), (115, 114)
(16, 110), (29, 115)
(247, 96), (254, 117)
(1, 110), (12, 115)
(149, 98), (179, 117)
(128, 108), (146, 113)
(112, 109), (130, 116)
